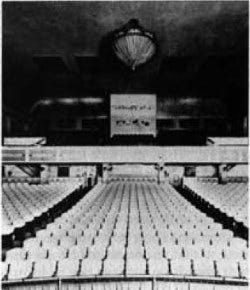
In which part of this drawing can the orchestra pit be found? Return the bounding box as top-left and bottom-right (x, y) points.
(1, 1), (248, 290)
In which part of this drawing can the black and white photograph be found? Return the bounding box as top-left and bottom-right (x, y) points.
(1, 1), (249, 289)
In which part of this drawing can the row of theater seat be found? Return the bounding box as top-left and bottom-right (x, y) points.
(2, 256), (248, 280)
(184, 179), (248, 227)
(4, 236), (248, 261)
(2, 180), (248, 281)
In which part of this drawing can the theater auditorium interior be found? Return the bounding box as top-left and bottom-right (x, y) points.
(1, 1), (249, 290)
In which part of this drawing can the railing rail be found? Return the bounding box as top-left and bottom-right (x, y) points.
(1, 275), (248, 289)
(2, 146), (248, 164)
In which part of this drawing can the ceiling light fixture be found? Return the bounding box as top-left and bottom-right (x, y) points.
(112, 19), (157, 71)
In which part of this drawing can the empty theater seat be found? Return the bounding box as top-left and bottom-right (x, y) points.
(103, 258), (124, 275)
(68, 245), (88, 259)
(27, 247), (48, 260)
(193, 259), (215, 277)
(33, 260), (57, 278)
(239, 260), (248, 278)
(1, 262), (8, 280)
(8, 260), (33, 280)
(5, 247), (26, 263)
(170, 258), (192, 276)
(148, 258), (169, 275)
(48, 246), (67, 260)
(185, 249), (203, 261)
(80, 259), (102, 275)
(57, 259), (80, 277)
(216, 260), (240, 278)
(23, 237), (41, 250)
(40, 237), (59, 248)
(223, 248), (244, 261)
(126, 258), (147, 275)
(59, 236), (77, 248)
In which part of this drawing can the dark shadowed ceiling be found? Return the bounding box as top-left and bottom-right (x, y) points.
(2, 1), (248, 113)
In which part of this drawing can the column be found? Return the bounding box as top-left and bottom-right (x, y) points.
(103, 163), (109, 183)
(157, 162), (164, 184)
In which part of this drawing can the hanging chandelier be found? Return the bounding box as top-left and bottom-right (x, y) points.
(112, 19), (157, 71)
